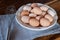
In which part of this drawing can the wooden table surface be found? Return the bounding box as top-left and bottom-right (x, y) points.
(0, 0), (60, 40)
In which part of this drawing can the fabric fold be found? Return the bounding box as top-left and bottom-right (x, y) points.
(0, 14), (60, 40)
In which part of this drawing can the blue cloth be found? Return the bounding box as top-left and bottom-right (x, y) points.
(0, 14), (60, 40)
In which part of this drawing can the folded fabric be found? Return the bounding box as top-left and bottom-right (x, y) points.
(0, 14), (60, 40)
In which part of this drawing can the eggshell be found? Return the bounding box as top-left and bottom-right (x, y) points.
(45, 14), (53, 22)
(29, 18), (39, 27)
(36, 16), (41, 20)
(41, 11), (46, 16)
(47, 10), (56, 17)
(40, 6), (48, 11)
(29, 13), (37, 17)
(31, 3), (38, 8)
(21, 16), (30, 23)
(31, 7), (42, 15)
(40, 18), (50, 27)
(21, 10), (29, 16)
(23, 5), (31, 11)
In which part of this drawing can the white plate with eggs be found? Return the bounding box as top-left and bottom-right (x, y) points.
(15, 3), (58, 31)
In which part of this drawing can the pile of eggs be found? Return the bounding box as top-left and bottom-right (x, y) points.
(20, 3), (54, 27)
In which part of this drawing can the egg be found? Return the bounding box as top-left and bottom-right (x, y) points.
(21, 16), (30, 23)
(31, 7), (42, 15)
(29, 13), (37, 17)
(45, 14), (53, 22)
(41, 11), (46, 16)
(21, 10), (29, 16)
(36, 16), (41, 20)
(23, 5), (31, 11)
(40, 18), (50, 27)
(40, 6), (48, 11)
(29, 18), (39, 27)
(47, 10), (56, 17)
(31, 3), (38, 8)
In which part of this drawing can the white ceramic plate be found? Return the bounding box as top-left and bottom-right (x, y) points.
(15, 3), (58, 31)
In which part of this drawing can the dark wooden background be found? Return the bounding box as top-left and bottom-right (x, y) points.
(0, 0), (52, 15)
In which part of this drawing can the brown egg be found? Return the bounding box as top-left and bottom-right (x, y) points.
(31, 7), (42, 15)
(40, 6), (48, 11)
(41, 11), (46, 16)
(21, 10), (29, 16)
(21, 16), (30, 23)
(29, 18), (39, 27)
(23, 5), (31, 11)
(47, 10), (56, 17)
(45, 14), (53, 22)
(40, 18), (50, 27)
(31, 3), (38, 8)
(36, 16), (41, 20)
(29, 13), (37, 17)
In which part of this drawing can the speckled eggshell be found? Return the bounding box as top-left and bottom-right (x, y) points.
(23, 5), (31, 11)
(29, 13), (37, 17)
(36, 16), (41, 20)
(21, 16), (30, 23)
(41, 11), (46, 16)
(45, 14), (53, 22)
(40, 6), (48, 11)
(29, 18), (39, 27)
(31, 3), (38, 8)
(31, 7), (42, 15)
(47, 10), (56, 17)
(40, 18), (50, 27)
(21, 10), (29, 16)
